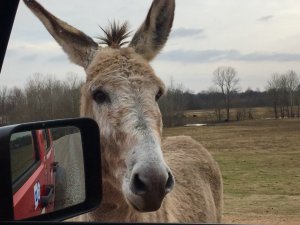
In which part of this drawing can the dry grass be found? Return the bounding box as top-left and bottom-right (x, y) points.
(163, 119), (300, 223)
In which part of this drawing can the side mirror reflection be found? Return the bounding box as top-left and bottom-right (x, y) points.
(10, 126), (85, 220)
(0, 118), (101, 221)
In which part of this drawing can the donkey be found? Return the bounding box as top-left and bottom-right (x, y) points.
(24, 0), (223, 222)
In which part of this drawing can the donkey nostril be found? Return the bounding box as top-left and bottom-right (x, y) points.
(165, 172), (175, 193)
(131, 174), (147, 195)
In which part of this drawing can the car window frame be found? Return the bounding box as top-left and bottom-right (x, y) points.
(41, 129), (51, 153)
(0, 0), (20, 73)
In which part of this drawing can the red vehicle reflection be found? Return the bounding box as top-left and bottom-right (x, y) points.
(10, 129), (56, 220)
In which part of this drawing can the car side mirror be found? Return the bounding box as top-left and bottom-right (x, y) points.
(0, 118), (102, 221)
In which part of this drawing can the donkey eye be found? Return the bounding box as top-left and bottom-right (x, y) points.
(155, 89), (163, 101)
(93, 90), (110, 104)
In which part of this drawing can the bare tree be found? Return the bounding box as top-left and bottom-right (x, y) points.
(213, 66), (239, 121)
(296, 84), (300, 118)
(267, 73), (281, 119)
(207, 87), (223, 122)
(6, 87), (26, 123)
(158, 78), (188, 127)
(285, 70), (299, 117)
(0, 86), (8, 125)
(280, 75), (290, 117)
(25, 73), (47, 121)
(63, 73), (84, 117)
(266, 71), (300, 119)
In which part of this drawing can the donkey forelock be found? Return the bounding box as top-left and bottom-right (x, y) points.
(97, 21), (131, 49)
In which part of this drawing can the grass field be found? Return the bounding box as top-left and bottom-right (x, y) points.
(163, 119), (300, 224)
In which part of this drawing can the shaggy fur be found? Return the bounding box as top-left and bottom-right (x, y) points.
(23, 0), (223, 223)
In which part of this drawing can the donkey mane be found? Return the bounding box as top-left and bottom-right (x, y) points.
(97, 21), (131, 49)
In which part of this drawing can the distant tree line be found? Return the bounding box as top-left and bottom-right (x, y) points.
(1, 67), (300, 127)
(158, 83), (271, 126)
(159, 67), (300, 126)
(0, 73), (83, 126)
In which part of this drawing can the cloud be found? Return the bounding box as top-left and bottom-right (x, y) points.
(157, 49), (300, 63)
(48, 55), (69, 63)
(20, 54), (38, 62)
(258, 15), (273, 22)
(171, 27), (205, 39)
(5, 42), (65, 63)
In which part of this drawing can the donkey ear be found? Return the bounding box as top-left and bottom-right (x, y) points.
(23, 0), (98, 69)
(129, 0), (175, 61)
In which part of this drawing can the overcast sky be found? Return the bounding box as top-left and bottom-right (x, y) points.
(2, 0), (300, 93)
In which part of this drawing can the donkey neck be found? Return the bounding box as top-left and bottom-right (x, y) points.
(88, 176), (143, 222)
(87, 142), (139, 222)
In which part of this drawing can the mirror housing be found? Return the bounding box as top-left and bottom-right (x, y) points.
(0, 118), (102, 221)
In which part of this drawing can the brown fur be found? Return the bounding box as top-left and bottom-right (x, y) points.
(23, 0), (223, 223)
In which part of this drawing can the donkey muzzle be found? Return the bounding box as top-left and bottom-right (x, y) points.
(127, 163), (175, 212)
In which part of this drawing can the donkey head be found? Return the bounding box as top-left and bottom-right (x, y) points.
(24, 0), (175, 212)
